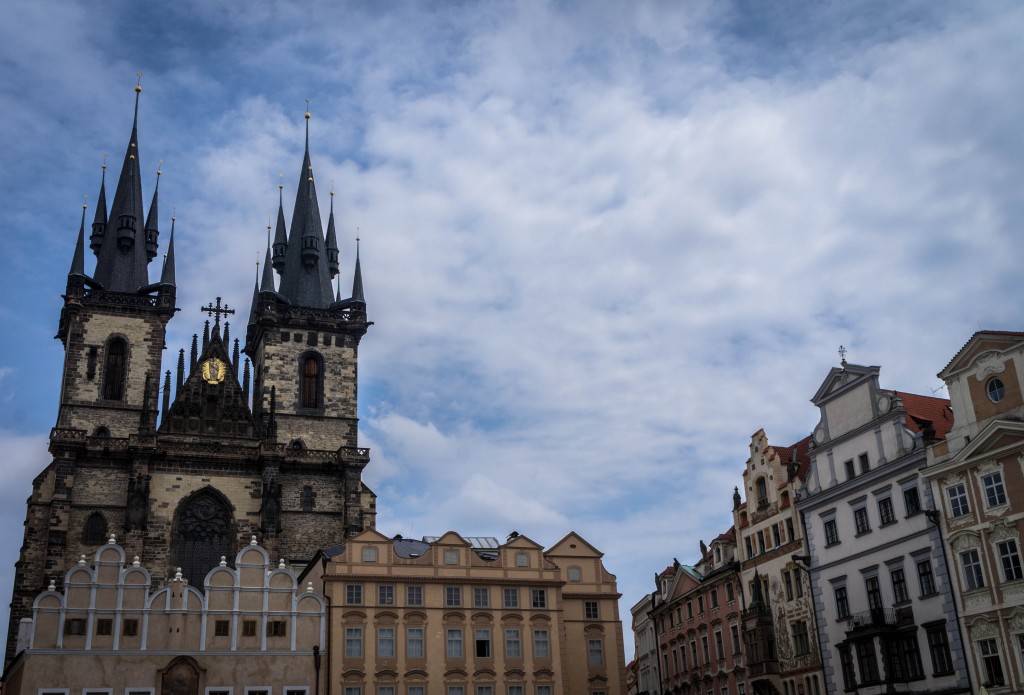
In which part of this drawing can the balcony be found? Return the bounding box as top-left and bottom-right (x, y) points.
(845, 606), (914, 636)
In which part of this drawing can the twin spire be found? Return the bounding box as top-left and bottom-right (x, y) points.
(78, 80), (170, 294)
(259, 107), (364, 312)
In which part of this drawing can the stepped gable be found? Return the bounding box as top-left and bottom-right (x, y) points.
(160, 322), (256, 438)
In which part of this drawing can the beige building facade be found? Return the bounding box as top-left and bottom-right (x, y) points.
(3, 537), (325, 694)
(307, 530), (626, 695)
(925, 331), (1024, 691)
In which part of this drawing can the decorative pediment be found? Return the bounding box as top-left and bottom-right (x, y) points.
(967, 616), (999, 640)
(810, 364), (879, 406)
(949, 530), (981, 553)
(973, 351), (1007, 380)
(938, 331), (1024, 380)
(160, 330), (256, 438)
(945, 420), (1024, 466)
(989, 519), (1019, 544)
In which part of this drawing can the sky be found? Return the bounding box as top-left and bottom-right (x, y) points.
(1, 0), (1024, 663)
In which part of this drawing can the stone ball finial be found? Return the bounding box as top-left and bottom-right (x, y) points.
(133, 556), (140, 567)
(250, 535), (258, 546)
(174, 567), (183, 581)
(47, 578), (56, 592)
(307, 581), (314, 593)
(108, 533), (117, 544)
(279, 558), (286, 569)
(78, 555), (87, 566)
(220, 556), (227, 567)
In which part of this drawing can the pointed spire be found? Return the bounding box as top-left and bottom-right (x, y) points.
(69, 202), (87, 277)
(351, 235), (365, 305)
(177, 348), (185, 393)
(261, 243), (276, 293)
(232, 338), (240, 378)
(144, 164), (161, 261)
(160, 216), (176, 286)
(242, 358), (251, 404)
(190, 334), (198, 372)
(89, 158), (108, 256)
(325, 182), (340, 277)
(248, 277), (260, 327)
(162, 370), (171, 420)
(93, 80), (149, 292)
(272, 176), (287, 273)
(223, 321), (230, 349)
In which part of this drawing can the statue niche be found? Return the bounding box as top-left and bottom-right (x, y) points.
(170, 488), (234, 587)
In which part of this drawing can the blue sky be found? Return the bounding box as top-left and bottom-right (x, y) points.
(2, 0), (1024, 659)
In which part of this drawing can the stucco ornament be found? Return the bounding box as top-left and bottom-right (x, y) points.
(950, 531), (981, 553)
(989, 519), (1019, 544)
(973, 352), (1006, 380)
(1007, 607), (1024, 632)
(968, 616), (998, 639)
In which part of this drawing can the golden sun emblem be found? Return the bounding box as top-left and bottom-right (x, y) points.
(201, 357), (226, 385)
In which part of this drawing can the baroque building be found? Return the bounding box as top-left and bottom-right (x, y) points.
(924, 331), (1024, 691)
(303, 530), (627, 695)
(795, 361), (970, 695)
(630, 591), (661, 695)
(732, 430), (823, 695)
(6, 87), (376, 663)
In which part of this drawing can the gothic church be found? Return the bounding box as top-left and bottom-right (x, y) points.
(6, 85), (376, 661)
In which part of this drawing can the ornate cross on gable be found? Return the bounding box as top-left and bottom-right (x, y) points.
(200, 297), (235, 327)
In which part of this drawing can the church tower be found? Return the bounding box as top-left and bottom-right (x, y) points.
(7, 93), (376, 664)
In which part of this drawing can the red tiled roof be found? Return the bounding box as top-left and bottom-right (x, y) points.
(887, 390), (953, 440)
(770, 434), (812, 487)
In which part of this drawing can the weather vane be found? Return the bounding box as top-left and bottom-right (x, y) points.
(838, 345), (847, 363)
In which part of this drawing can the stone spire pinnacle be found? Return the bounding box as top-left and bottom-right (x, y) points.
(160, 215), (176, 286)
(92, 81), (151, 292)
(144, 164), (161, 262)
(69, 201), (87, 277)
(351, 234), (365, 306)
(272, 175), (287, 273)
(89, 157), (108, 256)
(326, 181), (340, 278)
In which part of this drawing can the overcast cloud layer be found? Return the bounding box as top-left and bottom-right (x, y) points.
(1, 0), (1023, 659)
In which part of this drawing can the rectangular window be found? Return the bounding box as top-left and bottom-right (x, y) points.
(242, 620), (257, 637)
(856, 640), (879, 683)
(866, 576), (883, 611)
(407, 585), (423, 606)
(344, 688), (361, 695)
(731, 624), (741, 653)
(214, 619), (230, 637)
(446, 586), (462, 607)
(447, 629), (464, 658)
(854, 507), (871, 535)
(378, 688), (394, 695)
(744, 537), (753, 559)
(346, 584), (363, 605)
(824, 519), (839, 546)
(697, 595), (705, 614)
(926, 625), (954, 675)
(982, 472), (1007, 507)
(772, 524), (781, 547)
(65, 618), (85, 635)
(96, 618), (113, 636)
(961, 549), (985, 590)
(979, 638), (1006, 687)
(407, 627), (425, 658)
(534, 629), (550, 658)
(475, 629), (492, 658)
(701, 635), (710, 664)
(345, 627), (363, 658)
(835, 586), (850, 619)
(505, 628), (522, 658)
(531, 588), (547, 609)
(477, 687), (492, 695)
(378, 627), (395, 657)
(917, 560), (937, 596)
(878, 497), (896, 526)
(844, 459), (856, 480)
(378, 584), (395, 605)
(786, 518), (795, 543)
(714, 630), (724, 660)
(473, 587), (490, 608)
(710, 589), (719, 609)
(726, 582), (734, 602)
(588, 639), (604, 666)
(503, 588), (519, 608)
(997, 540), (1024, 581)
(444, 549), (459, 565)
(448, 687), (464, 695)
(902, 636), (924, 679)
(508, 687), (523, 695)
(784, 571), (794, 601)
(362, 546), (378, 562)
(858, 453), (870, 474)
(536, 687), (552, 695)
(267, 620), (286, 637)
(892, 568), (909, 604)
(585, 601), (599, 619)
(409, 688), (425, 695)
(123, 618), (139, 636)
(792, 621), (810, 656)
(903, 486), (921, 516)
(947, 483), (970, 517)
(686, 601), (693, 619)
(757, 531), (766, 554)
(839, 645), (857, 690)
(516, 552), (529, 567)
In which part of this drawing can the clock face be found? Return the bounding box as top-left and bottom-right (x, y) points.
(201, 357), (226, 385)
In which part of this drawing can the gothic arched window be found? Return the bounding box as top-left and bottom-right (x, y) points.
(103, 338), (127, 401)
(300, 353), (322, 410)
(84, 512), (107, 544)
(171, 489), (234, 588)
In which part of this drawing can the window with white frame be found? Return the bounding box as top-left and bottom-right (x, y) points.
(961, 549), (985, 590)
(378, 584), (395, 605)
(407, 585), (423, 606)
(891, 568), (910, 604)
(447, 629), (464, 658)
(444, 549), (459, 565)
(378, 627), (396, 657)
(345, 627), (363, 657)
(979, 638), (1006, 687)
(407, 627), (425, 658)
(515, 552), (529, 567)
(567, 566), (581, 581)
(362, 546), (378, 562)
(854, 506), (871, 535)
(475, 628), (492, 658)
(531, 588), (547, 609)
(473, 587), (489, 607)
(834, 585), (850, 619)
(987, 377), (1006, 403)
(508, 687), (523, 695)
(534, 629), (550, 658)
(505, 628), (522, 657)
(997, 540), (1024, 582)
(982, 472), (1007, 508)
(476, 686), (493, 695)
(947, 483), (970, 517)
(917, 559), (937, 596)
(878, 497), (896, 526)
(587, 638), (604, 666)
(346, 584), (363, 605)
(446, 586), (462, 607)
(344, 687), (361, 695)
(585, 601), (599, 620)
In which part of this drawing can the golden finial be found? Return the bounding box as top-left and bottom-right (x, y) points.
(305, 98), (311, 120)
(278, 173), (284, 191)
(330, 179), (335, 198)
(172, 205), (177, 223)
(157, 159), (163, 176)
(135, 72), (143, 93)
(102, 152), (108, 170)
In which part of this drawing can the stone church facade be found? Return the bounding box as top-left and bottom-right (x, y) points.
(5, 86), (376, 664)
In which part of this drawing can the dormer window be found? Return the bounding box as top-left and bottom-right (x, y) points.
(987, 377), (1006, 403)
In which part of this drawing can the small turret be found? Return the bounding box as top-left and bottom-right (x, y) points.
(272, 181), (287, 273)
(89, 161), (108, 256)
(325, 185), (340, 277)
(144, 166), (160, 261)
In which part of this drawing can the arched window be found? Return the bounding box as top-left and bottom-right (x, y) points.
(300, 353), (321, 410)
(171, 489), (234, 587)
(756, 477), (769, 508)
(301, 485), (315, 511)
(103, 338), (127, 400)
(84, 512), (107, 544)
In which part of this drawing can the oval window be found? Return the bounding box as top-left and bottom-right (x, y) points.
(987, 377), (1006, 403)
